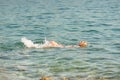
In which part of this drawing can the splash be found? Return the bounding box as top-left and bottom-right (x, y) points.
(21, 37), (50, 48)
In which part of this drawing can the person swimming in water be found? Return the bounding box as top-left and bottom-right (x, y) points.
(47, 41), (88, 48)
(21, 37), (88, 48)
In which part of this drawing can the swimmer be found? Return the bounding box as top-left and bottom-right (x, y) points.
(21, 37), (88, 48)
(21, 37), (63, 48)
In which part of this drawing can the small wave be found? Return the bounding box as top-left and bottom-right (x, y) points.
(100, 23), (113, 27)
(111, 28), (120, 32)
(6, 24), (20, 29)
(82, 30), (100, 33)
(0, 44), (13, 51)
(58, 7), (70, 10)
(0, 41), (24, 52)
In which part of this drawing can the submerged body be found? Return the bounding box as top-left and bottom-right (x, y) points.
(21, 37), (87, 48)
(21, 37), (63, 48)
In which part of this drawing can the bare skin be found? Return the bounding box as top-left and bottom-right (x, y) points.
(48, 41), (63, 47)
(47, 41), (88, 48)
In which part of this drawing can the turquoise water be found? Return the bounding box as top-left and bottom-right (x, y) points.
(0, 0), (120, 80)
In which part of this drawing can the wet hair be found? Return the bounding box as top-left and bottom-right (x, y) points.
(78, 41), (87, 47)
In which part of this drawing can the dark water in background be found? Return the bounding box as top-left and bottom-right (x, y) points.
(0, 0), (120, 80)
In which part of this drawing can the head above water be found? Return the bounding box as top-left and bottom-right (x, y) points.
(78, 41), (88, 47)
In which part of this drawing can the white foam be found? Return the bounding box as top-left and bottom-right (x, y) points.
(21, 37), (50, 48)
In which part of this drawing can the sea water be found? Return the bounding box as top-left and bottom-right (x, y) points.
(0, 0), (120, 80)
